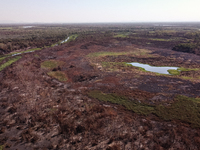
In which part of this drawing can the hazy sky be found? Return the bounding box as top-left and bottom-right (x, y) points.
(1, 0), (200, 23)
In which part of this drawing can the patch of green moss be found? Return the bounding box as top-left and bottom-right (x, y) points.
(178, 67), (199, 72)
(41, 60), (64, 70)
(50, 43), (58, 47)
(47, 71), (67, 81)
(7, 47), (42, 56)
(0, 145), (4, 150)
(24, 48), (42, 53)
(87, 49), (150, 58)
(155, 95), (200, 128)
(167, 69), (180, 75)
(135, 66), (147, 72)
(0, 56), (6, 63)
(51, 34), (78, 47)
(89, 90), (200, 127)
(87, 51), (129, 58)
(0, 56), (21, 71)
(148, 38), (176, 42)
(101, 62), (133, 71)
(34, 54), (39, 58)
(68, 34), (78, 42)
(88, 90), (155, 115)
(113, 33), (129, 38)
(181, 76), (193, 80)
(167, 67), (200, 76)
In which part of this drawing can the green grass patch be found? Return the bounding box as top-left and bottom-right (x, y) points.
(113, 33), (129, 38)
(148, 38), (175, 42)
(178, 67), (199, 72)
(167, 69), (180, 75)
(101, 62), (133, 71)
(24, 47), (42, 53)
(155, 95), (200, 128)
(181, 76), (193, 80)
(47, 71), (67, 81)
(87, 49), (150, 58)
(0, 56), (21, 71)
(34, 54), (39, 58)
(87, 51), (130, 58)
(136, 66), (146, 71)
(51, 34), (78, 47)
(168, 67), (200, 76)
(0, 27), (12, 30)
(88, 90), (154, 115)
(89, 90), (200, 127)
(7, 47), (42, 57)
(68, 34), (78, 42)
(0, 145), (4, 150)
(41, 60), (65, 70)
(0, 56), (6, 63)
(51, 43), (58, 47)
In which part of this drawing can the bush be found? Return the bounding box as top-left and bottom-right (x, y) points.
(172, 43), (197, 54)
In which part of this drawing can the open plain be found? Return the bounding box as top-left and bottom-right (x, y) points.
(1, 23), (200, 149)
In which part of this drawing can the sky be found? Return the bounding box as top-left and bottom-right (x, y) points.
(0, 0), (200, 23)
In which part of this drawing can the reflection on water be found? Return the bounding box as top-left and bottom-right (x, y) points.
(12, 53), (21, 56)
(128, 62), (179, 74)
(23, 26), (34, 28)
(61, 37), (70, 43)
(11, 51), (34, 56)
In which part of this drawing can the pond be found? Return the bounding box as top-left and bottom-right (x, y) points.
(127, 62), (179, 75)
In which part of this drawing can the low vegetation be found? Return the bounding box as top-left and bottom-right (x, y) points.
(113, 32), (130, 38)
(1, 24), (200, 149)
(87, 49), (150, 59)
(6, 47), (42, 57)
(0, 56), (21, 71)
(172, 43), (198, 54)
(101, 62), (133, 71)
(0, 145), (4, 150)
(47, 71), (67, 81)
(41, 60), (65, 70)
(0, 56), (6, 63)
(89, 90), (200, 128)
(167, 69), (180, 75)
(68, 34), (78, 42)
(88, 90), (155, 115)
(87, 51), (129, 58)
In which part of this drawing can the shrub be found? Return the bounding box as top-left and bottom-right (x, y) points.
(172, 43), (197, 54)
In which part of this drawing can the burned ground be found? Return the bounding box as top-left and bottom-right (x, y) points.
(1, 24), (200, 149)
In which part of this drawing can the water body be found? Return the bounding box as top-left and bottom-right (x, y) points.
(12, 53), (21, 56)
(12, 51), (34, 57)
(23, 26), (34, 28)
(128, 62), (179, 75)
(61, 37), (70, 43)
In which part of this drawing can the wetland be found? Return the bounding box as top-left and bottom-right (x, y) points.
(127, 62), (179, 74)
(1, 23), (200, 149)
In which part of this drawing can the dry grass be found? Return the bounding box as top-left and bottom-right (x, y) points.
(47, 71), (67, 81)
(41, 60), (65, 70)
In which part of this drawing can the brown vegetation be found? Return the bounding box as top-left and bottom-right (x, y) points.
(1, 23), (200, 149)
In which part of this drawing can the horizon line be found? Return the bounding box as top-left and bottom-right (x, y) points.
(0, 21), (200, 25)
